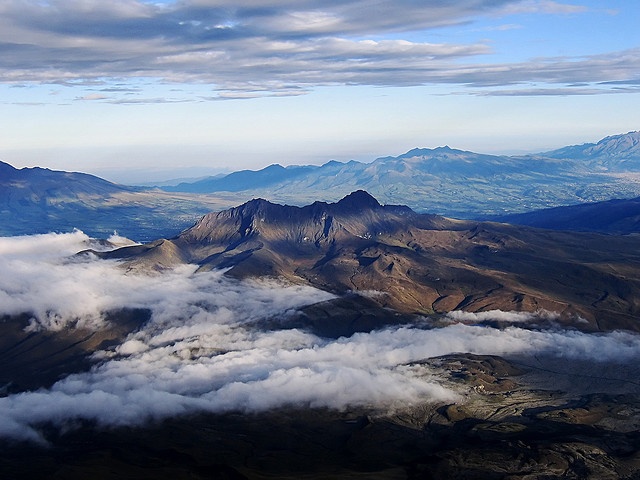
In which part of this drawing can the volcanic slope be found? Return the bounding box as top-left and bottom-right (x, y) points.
(105, 190), (640, 332)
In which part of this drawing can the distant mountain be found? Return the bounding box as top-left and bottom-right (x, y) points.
(134, 173), (226, 188)
(0, 161), (128, 234)
(103, 191), (640, 333)
(160, 132), (640, 218)
(0, 160), (231, 240)
(542, 131), (640, 170)
(164, 163), (316, 193)
(0, 161), (126, 197)
(4, 131), (640, 239)
(493, 196), (640, 234)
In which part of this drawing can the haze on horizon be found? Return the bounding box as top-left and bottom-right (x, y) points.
(0, 0), (639, 183)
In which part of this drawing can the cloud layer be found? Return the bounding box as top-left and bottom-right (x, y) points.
(1, 1), (638, 98)
(1, 231), (640, 443)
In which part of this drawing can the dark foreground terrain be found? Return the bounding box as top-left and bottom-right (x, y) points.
(1, 352), (639, 479)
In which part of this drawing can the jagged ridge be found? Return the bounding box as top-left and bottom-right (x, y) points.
(107, 191), (640, 332)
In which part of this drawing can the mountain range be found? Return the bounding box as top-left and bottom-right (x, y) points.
(2, 133), (640, 478)
(161, 131), (640, 218)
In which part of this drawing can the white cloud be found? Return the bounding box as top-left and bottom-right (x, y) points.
(445, 309), (561, 323)
(1, 231), (639, 443)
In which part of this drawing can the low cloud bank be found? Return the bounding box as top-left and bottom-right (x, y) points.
(1, 232), (639, 443)
(446, 309), (559, 323)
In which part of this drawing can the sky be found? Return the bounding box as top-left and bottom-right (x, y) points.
(0, 0), (639, 183)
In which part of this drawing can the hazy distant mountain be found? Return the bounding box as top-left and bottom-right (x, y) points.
(0, 160), (126, 197)
(542, 131), (640, 170)
(0, 161), (128, 233)
(493, 196), (640, 234)
(164, 163), (316, 193)
(0, 160), (233, 240)
(161, 132), (640, 218)
(3, 131), (640, 239)
(104, 190), (640, 333)
(134, 173), (226, 188)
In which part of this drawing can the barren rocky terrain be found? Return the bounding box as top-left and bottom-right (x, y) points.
(1, 351), (638, 479)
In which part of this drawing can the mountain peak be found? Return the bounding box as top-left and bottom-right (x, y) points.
(179, 190), (420, 254)
(590, 131), (640, 157)
(0, 160), (17, 177)
(335, 190), (381, 210)
(543, 131), (640, 160)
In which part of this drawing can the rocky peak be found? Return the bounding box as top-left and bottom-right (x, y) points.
(180, 191), (418, 247)
(334, 190), (381, 211)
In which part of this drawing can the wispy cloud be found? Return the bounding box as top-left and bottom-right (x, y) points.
(1, 231), (639, 443)
(75, 93), (109, 101)
(0, 1), (635, 99)
(482, 23), (524, 31)
(498, 1), (589, 15)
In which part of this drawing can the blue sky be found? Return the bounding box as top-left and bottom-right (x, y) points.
(0, 0), (639, 183)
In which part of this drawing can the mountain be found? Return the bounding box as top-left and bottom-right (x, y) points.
(160, 132), (640, 218)
(0, 160), (127, 198)
(0, 160), (235, 241)
(542, 131), (640, 170)
(103, 191), (640, 332)
(164, 163), (316, 193)
(494, 196), (640, 234)
(4, 191), (640, 478)
(0, 160), (127, 233)
(3, 131), (640, 240)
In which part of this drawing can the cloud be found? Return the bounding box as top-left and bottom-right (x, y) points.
(75, 93), (109, 101)
(1, 231), (640, 443)
(0, 230), (138, 330)
(499, 0), (589, 15)
(482, 23), (524, 31)
(446, 309), (560, 323)
(471, 86), (640, 97)
(0, 0), (635, 98)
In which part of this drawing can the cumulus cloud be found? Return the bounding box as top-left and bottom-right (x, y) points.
(0, 0), (635, 97)
(1, 231), (639, 443)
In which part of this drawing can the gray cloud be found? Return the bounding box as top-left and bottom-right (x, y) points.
(0, 1), (635, 98)
(1, 231), (640, 443)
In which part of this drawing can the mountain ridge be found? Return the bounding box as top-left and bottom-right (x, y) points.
(0, 159), (234, 240)
(493, 195), (640, 234)
(103, 191), (640, 332)
(158, 131), (640, 218)
(3, 130), (640, 239)
(543, 130), (640, 160)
